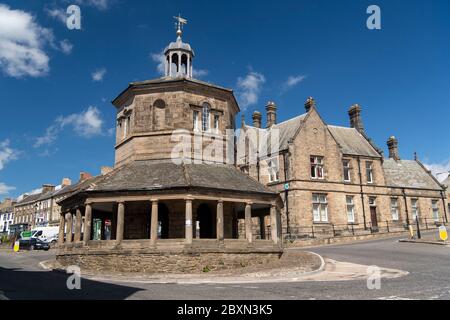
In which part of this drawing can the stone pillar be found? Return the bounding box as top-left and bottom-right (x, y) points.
(217, 200), (224, 241)
(186, 55), (190, 78)
(74, 208), (82, 242)
(83, 203), (92, 244)
(169, 54), (172, 76)
(245, 203), (253, 243)
(116, 202), (125, 245)
(58, 214), (65, 246)
(150, 200), (159, 245)
(270, 204), (279, 244)
(185, 199), (193, 244)
(65, 212), (73, 244)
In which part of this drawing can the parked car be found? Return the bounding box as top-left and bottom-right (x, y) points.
(19, 238), (50, 251)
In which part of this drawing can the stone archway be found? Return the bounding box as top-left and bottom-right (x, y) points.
(197, 203), (216, 239)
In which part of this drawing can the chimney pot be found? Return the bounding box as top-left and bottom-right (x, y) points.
(265, 101), (277, 128)
(61, 178), (72, 187)
(252, 111), (262, 128)
(348, 104), (365, 134)
(101, 166), (113, 176)
(79, 172), (93, 182)
(387, 136), (400, 161)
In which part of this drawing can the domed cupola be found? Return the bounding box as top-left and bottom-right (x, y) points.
(164, 15), (194, 78)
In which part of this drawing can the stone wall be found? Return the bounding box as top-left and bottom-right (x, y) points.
(57, 251), (281, 274)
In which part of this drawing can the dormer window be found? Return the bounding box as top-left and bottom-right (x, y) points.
(202, 103), (211, 132)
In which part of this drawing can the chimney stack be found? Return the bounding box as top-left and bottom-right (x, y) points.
(304, 97), (316, 113)
(348, 104), (365, 134)
(101, 166), (113, 176)
(266, 101), (277, 128)
(42, 184), (55, 194)
(79, 172), (93, 182)
(61, 178), (72, 187)
(252, 111), (262, 128)
(387, 136), (400, 161)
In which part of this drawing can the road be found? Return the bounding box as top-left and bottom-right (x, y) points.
(0, 234), (449, 300)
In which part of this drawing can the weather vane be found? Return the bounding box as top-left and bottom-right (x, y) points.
(174, 14), (188, 39)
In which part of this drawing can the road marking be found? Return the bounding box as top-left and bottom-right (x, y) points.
(0, 291), (9, 300)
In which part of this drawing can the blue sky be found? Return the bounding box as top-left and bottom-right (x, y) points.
(0, 0), (449, 198)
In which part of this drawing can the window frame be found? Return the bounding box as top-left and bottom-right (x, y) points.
(193, 110), (200, 132)
(213, 114), (219, 133)
(411, 199), (419, 221)
(432, 200), (440, 221)
(366, 161), (374, 184)
(201, 103), (211, 132)
(391, 198), (399, 221)
(310, 156), (324, 180)
(343, 159), (351, 182)
(346, 195), (356, 223)
(312, 193), (328, 223)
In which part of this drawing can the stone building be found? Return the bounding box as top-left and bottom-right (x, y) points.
(56, 18), (283, 273)
(239, 98), (448, 236)
(0, 198), (15, 235)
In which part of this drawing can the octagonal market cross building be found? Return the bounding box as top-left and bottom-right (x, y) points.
(56, 20), (283, 273)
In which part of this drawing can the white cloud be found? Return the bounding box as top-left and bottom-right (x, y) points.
(73, 0), (112, 10)
(45, 7), (67, 24)
(193, 68), (209, 78)
(0, 4), (52, 78)
(59, 39), (73, 55)
(425, 159), (450, 182)
(35, 106), (105, 147)
(0, 140), (19, 171)
(91, 68), (106, 82)
(283, 75), (306, 90)
(0, 183), (15, 195)
(150, 51), (209, 78)
(236, 71), (266, 109)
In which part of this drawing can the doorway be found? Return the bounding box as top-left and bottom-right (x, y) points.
(197, 203), (216, 239)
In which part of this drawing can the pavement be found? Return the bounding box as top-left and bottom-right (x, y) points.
(0, 232), (449, 300)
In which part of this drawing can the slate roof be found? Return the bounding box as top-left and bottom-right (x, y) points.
(442, 176), (450, 194)
(382, 159), (443, 190)
(83, 160), (275, 195)
(244, 114), (307, 154)
(327, 125), (381, 158)
(16, 193), (42, 206)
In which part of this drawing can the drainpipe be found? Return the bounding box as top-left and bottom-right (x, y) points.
(441, 190), (448, 224)
(283, 152), (291, 236)
(402, 188), (410, 226)
(357, 157), (367, 230)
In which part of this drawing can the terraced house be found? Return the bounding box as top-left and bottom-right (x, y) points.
(239, 98), (448, 236)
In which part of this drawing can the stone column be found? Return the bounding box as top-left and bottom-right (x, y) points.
(74, 208), (82, 242)
(58, 213), (65, 246)
(185, 199), (193, 244)
(217, 200), (224, 241)
(83, 203), (92, 245)
(245, 203), (253, 243)
(65, 212), (73, 244)
(186, 55), (190, 77)
(169, 54), (172, 76)
(116, 202), (125, 245)
(150, 200), (159, 246)
(270, 204), (279, 244)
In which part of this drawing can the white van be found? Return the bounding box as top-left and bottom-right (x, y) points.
(30, 227), (59, 243)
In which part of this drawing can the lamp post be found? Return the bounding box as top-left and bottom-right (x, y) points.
(437, 171), (449, 224)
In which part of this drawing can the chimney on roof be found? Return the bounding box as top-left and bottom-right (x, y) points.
(304, 97), (316, 113)
(241, 114), (245, 128)
(79, 172), (92, 182)
(348, 104), (365, 134)
(387, 136), (400, 161)
(252, 111), (262, 128)
(42, 184), (55, 194)
(266, 101), (277, 128)
(101, 166), (113, 176)
(61, 178), (72, 187)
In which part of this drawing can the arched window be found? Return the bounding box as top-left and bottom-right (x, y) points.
(202, 103), (211, 132)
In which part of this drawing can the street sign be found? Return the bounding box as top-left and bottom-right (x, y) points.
(439, 226), (448, 242)
(21, 231), (32, 238)
(284, 183), (290, 191)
